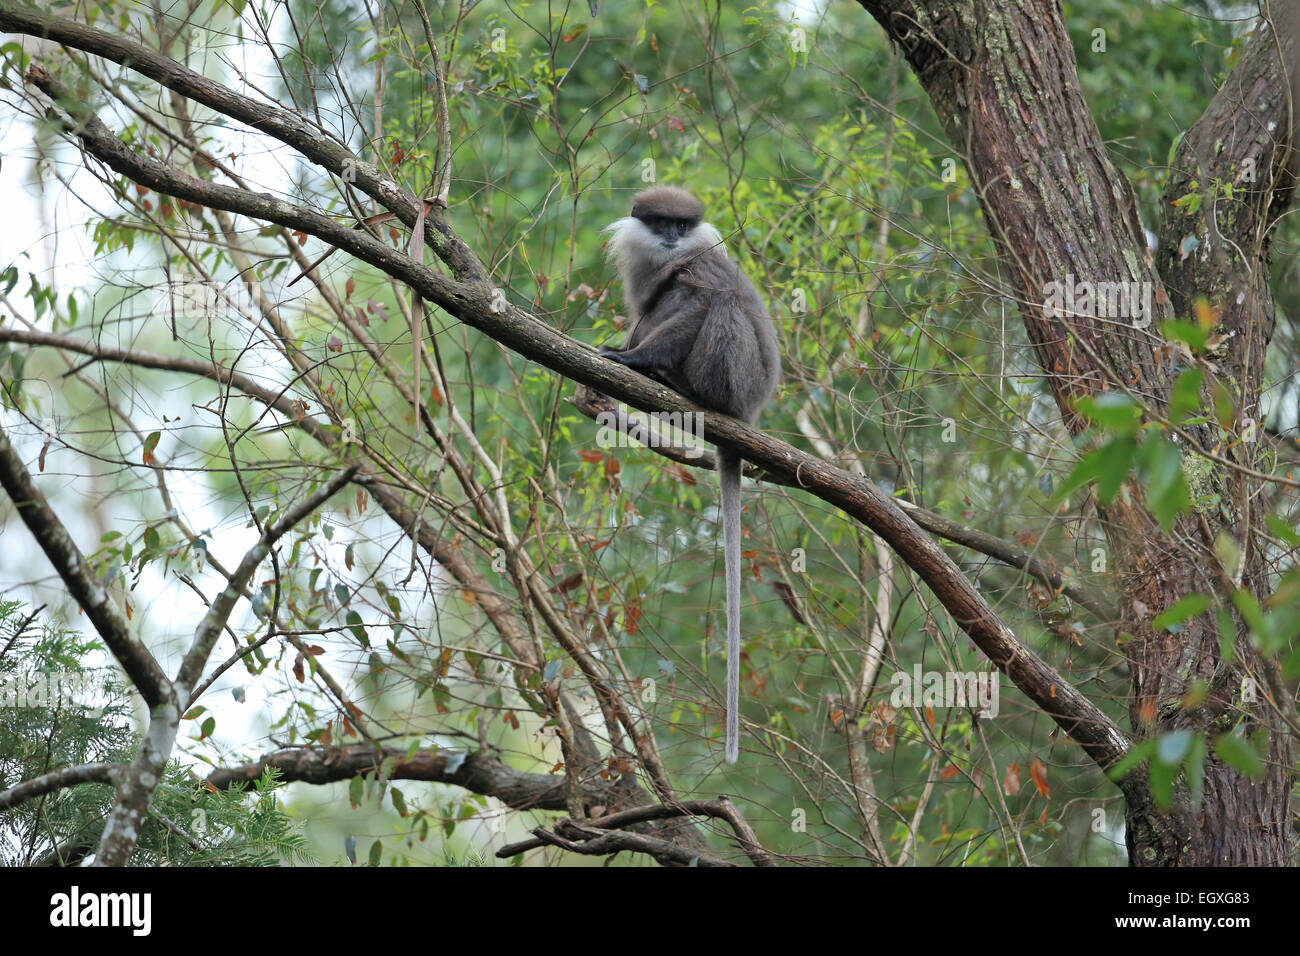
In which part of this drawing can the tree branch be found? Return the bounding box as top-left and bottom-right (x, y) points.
(496, 797), (775, 867)
(0, 762), (119, 810)
(0, 425), (173, 708)
(174, 463), (358, 698)
(206, 746), (623, 813)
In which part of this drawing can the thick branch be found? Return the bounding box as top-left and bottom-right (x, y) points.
(205, 746), (623, 813)
(574, 383), (1117, 621)
(0, 762), (119, 810)
(858, 0), (1167, 424)
(526, 819), (735, 867)
(0, 425), (172, 707)
(0, 4), (481, 280)
(496, 797), (774, 867)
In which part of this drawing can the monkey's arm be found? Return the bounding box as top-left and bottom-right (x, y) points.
(599, 297), (708, 398)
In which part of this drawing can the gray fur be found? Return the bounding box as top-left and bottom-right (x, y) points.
(601, 187), (780, 763)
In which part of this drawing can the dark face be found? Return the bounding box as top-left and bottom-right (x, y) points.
(635, 213), (699, 248)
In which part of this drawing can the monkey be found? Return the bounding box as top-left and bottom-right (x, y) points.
(600, 185), (780, 763)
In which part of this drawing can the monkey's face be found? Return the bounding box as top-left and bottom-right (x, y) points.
(604, 214), (723, 268)
(636, 212), (700, 251)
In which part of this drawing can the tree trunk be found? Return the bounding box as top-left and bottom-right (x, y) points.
(859, 0), (1295, 864)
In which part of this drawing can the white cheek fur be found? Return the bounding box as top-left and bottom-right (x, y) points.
(604, 217), (725, 268)
(678, 222), (724, 257)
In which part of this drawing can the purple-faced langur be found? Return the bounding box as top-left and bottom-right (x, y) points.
(601, 186), (780, 763)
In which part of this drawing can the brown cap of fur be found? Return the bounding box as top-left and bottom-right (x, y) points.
(630, 186), (703, 221)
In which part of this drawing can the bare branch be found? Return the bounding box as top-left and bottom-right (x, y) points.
(0, 762), (119, 811)
(174, 464), (358, 698)
(0, 425), (173, 707)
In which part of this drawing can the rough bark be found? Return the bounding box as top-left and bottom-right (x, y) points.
(858, 0), (1296, 864)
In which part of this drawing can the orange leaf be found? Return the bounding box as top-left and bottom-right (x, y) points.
(1003, 763), (1021, 796)
(667, 463), (697, 485)
(940, 763), (960, 780)
(1029, 758), (1050, 797)
(1138, 698), (1157, 727)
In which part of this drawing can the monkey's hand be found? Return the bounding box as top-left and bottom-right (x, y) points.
(599, 348), (694, 399)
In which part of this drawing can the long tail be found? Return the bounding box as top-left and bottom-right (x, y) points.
(719, 449), (743, 763)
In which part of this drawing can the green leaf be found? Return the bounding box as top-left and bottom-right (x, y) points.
(1216, 607), (1237, 664)
(1213, 731), (1263, 778)
(1160, 319), (1209, 353)
(1149, 755), (1176, 809)
(1229, 590), (1267, 645)
(1075, 391), (1141, 433)
(1105, 738), (1155, 782)
(347, 609), (368, 646)
(1151, 593), (1210, 631)
(1167, 367), (1203, 425)
(1265, 514), (1300, 548)
(1137, 436), (1189, 531)
(1096, 437), (1136, 502)
(1053, 437), (1136, 506)
(1283, 646), (1300, 681)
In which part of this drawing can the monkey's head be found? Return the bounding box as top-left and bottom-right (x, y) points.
(604, 186), (722, 267)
